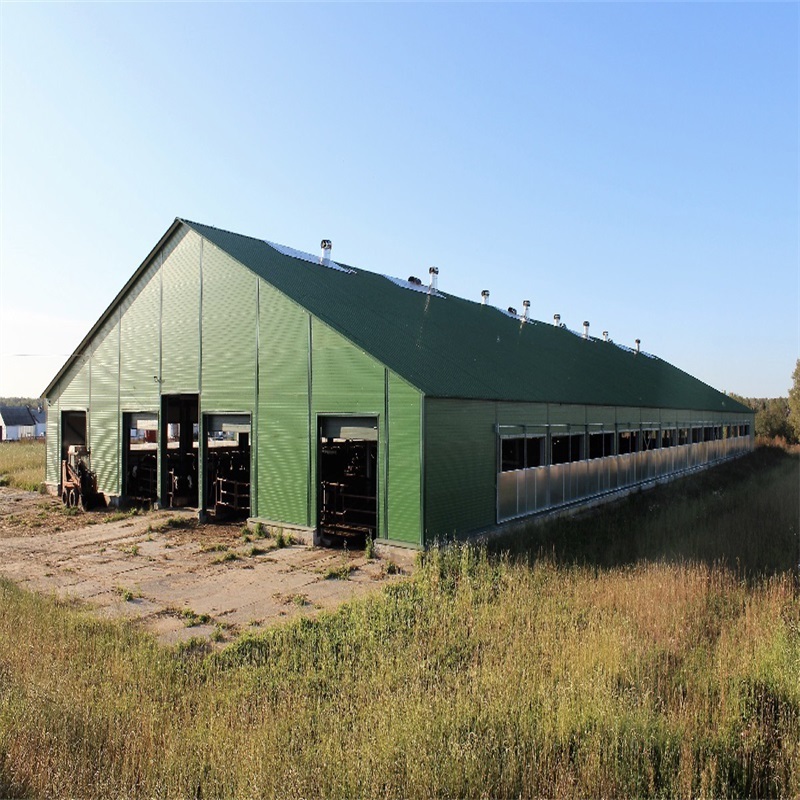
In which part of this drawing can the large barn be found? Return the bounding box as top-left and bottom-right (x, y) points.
(43, 219), (754, 547)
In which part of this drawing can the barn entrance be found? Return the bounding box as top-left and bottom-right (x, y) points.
(123, 412), (158, 504)
(60, 410), (86, 463)
(161, 395), (198, 508)
(203, 414), (251, 519)
(318, 416), (378, 545)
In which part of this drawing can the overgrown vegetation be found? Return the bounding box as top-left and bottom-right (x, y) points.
(0, 450), (797, 798)
(0, 441), (44, 492)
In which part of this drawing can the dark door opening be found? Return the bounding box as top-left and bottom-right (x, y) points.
(161, 395), (198, 507)
(61, 410), (86, 463)
(59, 410), (99, 509)
(123, 412), (158, 505)
(318, 416), (378, 545)
(204, 414), (251, 519)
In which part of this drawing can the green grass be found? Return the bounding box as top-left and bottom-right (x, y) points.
(490, 445), (800, 579)
(0, 448), (798, 798)
(0, 440), (45, 492)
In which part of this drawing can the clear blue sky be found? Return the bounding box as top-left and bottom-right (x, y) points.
(1, 2), (797, 399)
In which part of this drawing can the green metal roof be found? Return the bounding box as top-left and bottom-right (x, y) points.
(184, 220), (750, 414)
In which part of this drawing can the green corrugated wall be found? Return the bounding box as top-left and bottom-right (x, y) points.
(202, 241), (257, 410)
(424, 398), (496, 542)
(120, 259), (160, 413)
(89, 315), (120, 494)
(387, 373), (422, 544)
(161, 232), (200, 394)
(45, 398), (59, 484)
(311, 319), (388, 538)
(258, 281), (311, 526)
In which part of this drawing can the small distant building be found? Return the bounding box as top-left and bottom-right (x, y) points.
(42, 219), (754, 547)
(0, 406), (45, 441)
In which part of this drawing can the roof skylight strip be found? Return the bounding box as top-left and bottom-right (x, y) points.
(264, 241), (355, 274)
(382, 274), (446, 297)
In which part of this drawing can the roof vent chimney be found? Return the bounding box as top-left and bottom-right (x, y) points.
(635, 338), (641, 353)
(522, 300), (531, 321)
(428, 266), (439, 293)
(508, 306), (518, 317)
(320, 239), (332, 266)
(481, 289), (490, 305)
(602, 330), (609, 342)
(583, 321), (590, 339)
(553, 313), (561, 327)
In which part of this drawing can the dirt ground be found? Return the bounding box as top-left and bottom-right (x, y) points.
(0, 488), (415, 645)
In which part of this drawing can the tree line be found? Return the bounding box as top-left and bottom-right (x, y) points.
(729, 359), (800, 444)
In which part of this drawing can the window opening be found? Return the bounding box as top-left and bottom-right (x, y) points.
(642, 429), (659, 451)
(618, 429), (639, 455)
(588, 431), (614, 459)
(318, 416), (378, 546)
(501, 437), (525, 471)
(123, 413), (157, 504)
(204, 415), (251, 518)
(161, 395), (198, 508)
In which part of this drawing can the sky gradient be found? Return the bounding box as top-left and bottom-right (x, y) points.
(1, 2), (797, 399)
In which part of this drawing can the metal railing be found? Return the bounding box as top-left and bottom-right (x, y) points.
(498, 435), (752, 522)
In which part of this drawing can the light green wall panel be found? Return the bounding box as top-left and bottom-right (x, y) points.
(424, 398), (496, 543)
(58, 356), (90, 409)
(161, 232), (200, 394)
(202, 242), (257, 411)
(548, 404), (587, 426)
(311, 319), (387, 536)
(311, 320), (386, 413)
(258, 282), (310, 526)
(46, 399), (59, 484)
(586, 405), (616, 425)
(615, 407), (642, 428)
(497, 402), (547, 426)
(387, 373), (422, 545)
(89, 316), (120, 495)
(120, 259), (160, 411)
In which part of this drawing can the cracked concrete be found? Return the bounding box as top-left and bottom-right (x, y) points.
(0, 489), (415, 645)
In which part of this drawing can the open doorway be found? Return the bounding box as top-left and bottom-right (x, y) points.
(204, 414), (251, 518)
(61, 410), (86, 463)
(161, 395), (198, 507)
(123, 412), (158, 505)
(318, 416), (378, 545)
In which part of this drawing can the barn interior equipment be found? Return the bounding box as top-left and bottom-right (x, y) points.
(123, 412), (158, 505)
(162, 395), (198, 507)
(204, 415), (250, 518)
(318, 416), (378, 544)
(61, 445), (100, 510)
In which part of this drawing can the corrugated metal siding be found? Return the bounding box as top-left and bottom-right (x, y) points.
(312, 319), (387, 536)
(89, 316), (120, 494)
(548, 404), (587, 426)
(46, 399), (59, 484)
(201, 241), (257, 410)
(497, 402), (547, 426)
(589, 405), (616, 425)
(424, 398), (496, 543)
(387, 373), (422, 545)
(120, 259), (160, 411)
(258, 282), (310, 525)
(58, 357), (90, 409)
(161, 232), (200, 394)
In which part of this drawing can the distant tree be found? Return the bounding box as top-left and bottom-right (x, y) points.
(755, 397), (792, 441)
(789, 359), (800, 442)
(0, 396), (41, 408)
